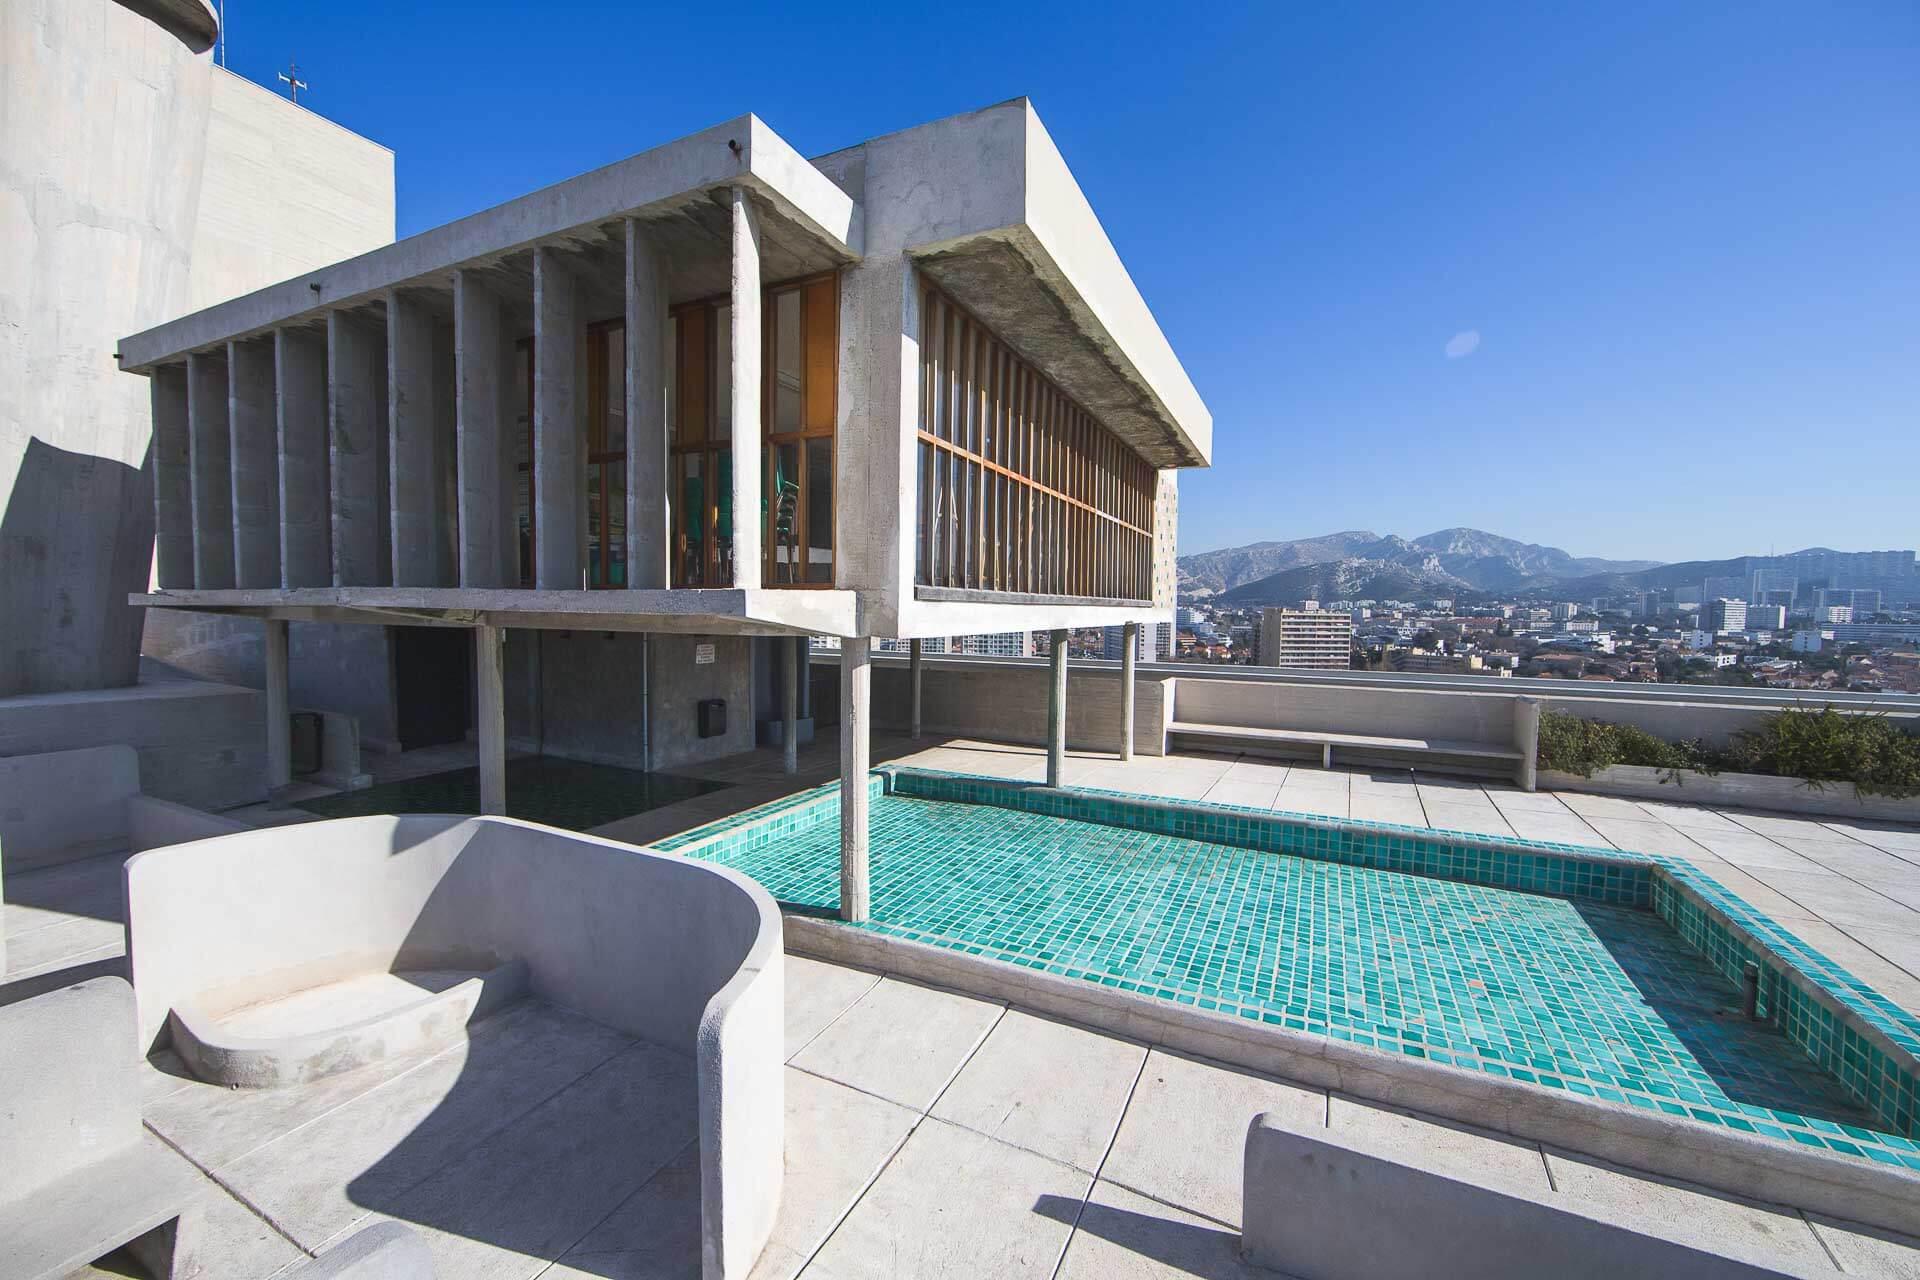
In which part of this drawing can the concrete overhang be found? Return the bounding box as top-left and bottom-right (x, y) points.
(116, 115), (859, 371)
(131, 587), (861, 638)
(854, 99), (1212, 470)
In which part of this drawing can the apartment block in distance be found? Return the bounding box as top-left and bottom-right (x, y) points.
(1257, 608), (1353, 670)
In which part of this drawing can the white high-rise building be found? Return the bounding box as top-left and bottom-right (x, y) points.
(1256, 610), (1353, 670)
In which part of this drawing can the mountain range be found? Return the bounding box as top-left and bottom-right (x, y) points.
(1181, 528), (1663, 604)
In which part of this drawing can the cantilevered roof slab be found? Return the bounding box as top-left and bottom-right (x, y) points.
(117, 114), (858, 370)
(830, 99), (1212, 469)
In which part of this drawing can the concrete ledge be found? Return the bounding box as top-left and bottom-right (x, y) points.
(1241, 1111), (1811, 1279)
(783, 916), (1920, 1238)
(168, 957), (528, 1088)
(285, 1221), (433, 1278)
(1542, 765), (1920, 823)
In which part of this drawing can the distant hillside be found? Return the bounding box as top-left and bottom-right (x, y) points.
(1217, 559), (1472, 606)
(1181, 527), (1662, 598)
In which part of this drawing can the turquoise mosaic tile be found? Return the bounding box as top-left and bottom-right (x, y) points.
(661, 769), (1920, 1168)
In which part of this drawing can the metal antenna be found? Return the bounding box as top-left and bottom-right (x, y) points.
(277, 59), (308, 103)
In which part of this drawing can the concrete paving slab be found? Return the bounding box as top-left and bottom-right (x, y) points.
(931, 1009), (1146, 1172)
(1806, 1214), (1920, 1278)
(1328, 1095), (1549, 1196)
(1633, 799), (1747, 832)
(789, 976), (1003, 1111)
(1688, 830), (1827, 872)
(1100, 1049), (1323, 1229)
(1542, 1148), (1835, 1273)
(802, 1117), (1089, 1280)
(1220, 759), (1292, 787)
(1053, 1179), (1271, 1280)
(783, 954), (882, 1060)
(374, 1039), (697, 1280)
(1580, 816), (1715, 860)
(1483, 787), (1578, 814)
(1500, 811), (1611, 847)
(1745, 870), (1920, 930)
(1347, 794), (1428, 826)
(215, 1001), (634, 1246)
(540, 1139), (704, 1280)
(1556, 791), (1672, 821)
(1673, 859), (1827, 924)
(1198, 779), (1280, 811)
(1821, 820), (1920, 856)
(1, 913), (124, 977)
(1419, 801), (1516, 838)
(1270, 788), (1347, 819)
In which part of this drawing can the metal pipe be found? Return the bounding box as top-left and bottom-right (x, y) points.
(1741, 961), (1761, 1021)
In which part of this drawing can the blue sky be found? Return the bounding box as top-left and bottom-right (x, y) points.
(221, 1), (1917, 564)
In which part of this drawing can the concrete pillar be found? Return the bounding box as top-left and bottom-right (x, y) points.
(729, 187), (763, 588)
(187, 350), (234, 588)
(275, 327), (330, 587)
(839, 636), (871, 923)
(533, 247), (584, 589)
(264, 619), (291, 803)
(625, 220), (669, 590)
(1048, 628), (1068, 787)
(1120, 621), (1138, 762)
(476, 624), (506, 815)
(798, 636), (813, 719)
(328, 310), (390, 587)
(388, 288), (455, 587)
(909, 638), (924, 740)
(151, 364), (193, 590)
(782, 634), (798, 775)
(1514, 695), (1542, 792)
(228, 337), (279, 588)
(454, 270), (515, 587)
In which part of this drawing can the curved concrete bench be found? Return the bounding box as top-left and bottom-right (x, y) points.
(126, 814), (784, 1280)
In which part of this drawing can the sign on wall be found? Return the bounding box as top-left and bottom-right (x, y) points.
(694, 643), (715, 665)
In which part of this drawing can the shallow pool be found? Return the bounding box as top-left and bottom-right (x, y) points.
(663, 770), (1920, 1168)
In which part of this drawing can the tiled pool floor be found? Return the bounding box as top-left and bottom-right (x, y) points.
(299, 755), (730, 828)
(681, 791), (1878, 1137)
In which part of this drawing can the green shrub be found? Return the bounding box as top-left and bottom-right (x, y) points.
(1536, 705), (1920, 798)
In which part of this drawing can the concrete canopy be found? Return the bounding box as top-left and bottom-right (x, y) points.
(116, 114), (858, 370)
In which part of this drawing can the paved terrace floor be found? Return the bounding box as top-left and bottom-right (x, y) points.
(8, 734), (1920, 1276)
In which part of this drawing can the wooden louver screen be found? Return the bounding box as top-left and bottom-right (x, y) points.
(914, 285), (1155, 600)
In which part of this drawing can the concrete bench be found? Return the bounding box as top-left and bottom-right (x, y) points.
(1167, 678), (1541, 789)
(0, 978), (204, 1280)
(1241, 1111), (1813, 1279)
(126, 814), (785, 1279)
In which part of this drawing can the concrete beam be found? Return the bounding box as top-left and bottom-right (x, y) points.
(839, 636), (871, 922)
(228, 337), (279, 588)
(729, 186), (763, 588)
(151, 365), (193, 590)
(909, 638), (923, 740)
(327, 310), (390, 587)
(1047, 628), (1068, 786)
(264, 618), (291, 802)
(187, 350), (234, 588)
(454, 270), (516, 588)
(476, 624), (506, 815)
(1515, 696), (1541, 792)
(533, 247), (583, 590)
(275, 327), (330, 588)
(624, 221), (669, 590)
(782, 635), (798, 775)
(387, 289), (456, 587)
(1120, 621), (1137, 762)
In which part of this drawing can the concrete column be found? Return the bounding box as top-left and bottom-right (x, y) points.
(909, 638), (924, 740)
(625, 220), (669, 589)
(328, 310), (390, 587)
(264, 619), (291, 803)
(151, 364), (193, 589)
(477, 623), (506, 815)
(388, 288), (455, 586)
(782, 634), (798, 775)
(1514, 695), (1542, 792)
(454, 270), (515, 587)
(1120, 621), (1138, 762)
(839, 636), (871, 923)
(275, 327), (330, 587)
(729, 187), (763, 588)
(798, 636), (813, 719)
(228, 337), (280, 588)
(187, 350), (234, 588)
(534, 247), (584, 589)
(1048, 628), (1068, 787)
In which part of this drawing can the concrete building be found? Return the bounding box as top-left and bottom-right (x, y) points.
(1790, 629), (1829, 654)
(113, 97), (1211, 917)
(1750, 603), (1789, 631)
(1550, 602), (1579, 621)
(1705, 598), (1747, 633)
(1256, 609), (1353, 670)
(2, 0), (393, 699)
(1103, 620), (1172, 662)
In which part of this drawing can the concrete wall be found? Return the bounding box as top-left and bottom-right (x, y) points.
(126, 813), (785, 1277)
(0, 675), (263, 810)
(141, 611), (400, 751)
(0, 0), (392, 698)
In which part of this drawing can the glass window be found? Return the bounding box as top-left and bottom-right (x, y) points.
(677, 453), (705, 586)
(806, 437), (832, 585)
(774, 289), (803, 433)
(770, 441), (800, 584)
(714, 303), (732, 442)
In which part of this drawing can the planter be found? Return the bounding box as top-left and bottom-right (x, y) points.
(1539, 764), (1920, 822)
